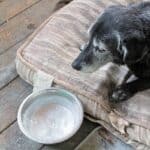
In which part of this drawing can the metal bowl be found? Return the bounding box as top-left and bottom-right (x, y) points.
(17, 88), (83, 144)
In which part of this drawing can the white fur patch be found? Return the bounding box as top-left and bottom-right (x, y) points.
(122, 45), (128, 61)
(81, 51), (113, 73)
(93, 37), (107, 51)
(87, 22), (95, 36)
(80, 43), (88, 51)
(114, 31), (121, 51)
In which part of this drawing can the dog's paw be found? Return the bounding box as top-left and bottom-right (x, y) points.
(109, 86), (132, 103)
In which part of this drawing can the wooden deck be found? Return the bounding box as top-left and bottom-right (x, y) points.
(0, 0), (97, 149)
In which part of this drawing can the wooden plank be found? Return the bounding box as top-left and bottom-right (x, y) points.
(0, 40), (25, 68)
(0, 0), (61, 87)
(0, 25), (21, 86)
(41, 119), (97, 150)
(0, 62), (17, 89)
(0, 0), (66, 85)
(0, 77), (32, 132)
(0, 122), (42, 150)
(0, 119), (96, 150)
(0, 0), (40, 25)
(0, 0), (60, 54)
(75, 127), (133, 150)
(0, 0), (60, 86)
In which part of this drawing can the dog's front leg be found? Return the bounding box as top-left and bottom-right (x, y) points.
(109, 77), (150, 103)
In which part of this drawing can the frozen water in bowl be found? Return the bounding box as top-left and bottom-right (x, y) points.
(18, 88), (83, 144)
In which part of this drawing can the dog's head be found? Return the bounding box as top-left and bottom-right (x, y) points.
(72, 3), (149, 72)
(71, 36), (114, 73)
(72, 7), (122, 73)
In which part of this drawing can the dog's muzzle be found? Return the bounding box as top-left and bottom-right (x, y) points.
(72, 61), (82, 71)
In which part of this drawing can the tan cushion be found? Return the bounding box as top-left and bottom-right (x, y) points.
(16, 0), (150, 148)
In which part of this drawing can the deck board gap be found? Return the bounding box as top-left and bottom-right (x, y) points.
(37, 145), (45, 150)
(0, 75), (18, 90)
(0, 119), (17, 135)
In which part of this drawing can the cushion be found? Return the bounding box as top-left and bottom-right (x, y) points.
(16, 0), (150, 148)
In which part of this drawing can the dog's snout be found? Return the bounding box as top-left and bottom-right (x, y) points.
(72, 61), (82, 71)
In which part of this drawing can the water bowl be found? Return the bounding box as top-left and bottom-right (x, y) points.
(17, 88), (83, 144)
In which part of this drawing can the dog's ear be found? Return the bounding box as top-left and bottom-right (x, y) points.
(87, 21), (99, 36)
(122, 30), (147, 63)
(123, 30), (145, 43)
(103, 32), (120, 52)
(87, 11), (105, 36)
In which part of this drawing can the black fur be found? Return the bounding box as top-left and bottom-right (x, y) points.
(72, 2), (150, 102)
(91, 2), (150, 66)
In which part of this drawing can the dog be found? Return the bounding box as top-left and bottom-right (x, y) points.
(72, 2), (150, 102)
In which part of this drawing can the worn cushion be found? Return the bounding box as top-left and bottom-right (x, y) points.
(16, 0), (150, 148)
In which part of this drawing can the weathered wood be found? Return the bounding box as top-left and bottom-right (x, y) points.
(0, 0), (40, 25)
(0, 77), (32, 132)
(75, 127), (133, 150)
(0, 62), (17, 89)
(0, 40), (25, 68)
(0, 119), (97, 150)
(41, 119), (97, 150)
(0, 122), (42, 150)
(0, 43), (24, 89)
(0, 0), (61, 88)
(0, 0), (61, 54)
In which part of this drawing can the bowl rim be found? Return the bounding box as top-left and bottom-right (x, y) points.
(17, 87), (84, 144)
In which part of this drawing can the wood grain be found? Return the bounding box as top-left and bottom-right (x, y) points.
(0, 122), (42, 150)
(0, 40), (25, 68)
(0, 119), (97, 150)
(0, 0), (62, 89)
(0, 62), (18, 89)
(41, 119), (97, 150)
(0, 77), (32, 132)
(0, 39), (26, 89)
(0, 0), (40, 25)
(0, 0), (61, 54)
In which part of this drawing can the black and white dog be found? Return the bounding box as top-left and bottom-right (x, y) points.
(72, 2), (150, 102)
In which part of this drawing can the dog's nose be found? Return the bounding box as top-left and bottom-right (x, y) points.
(72, 61), (81, 71)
